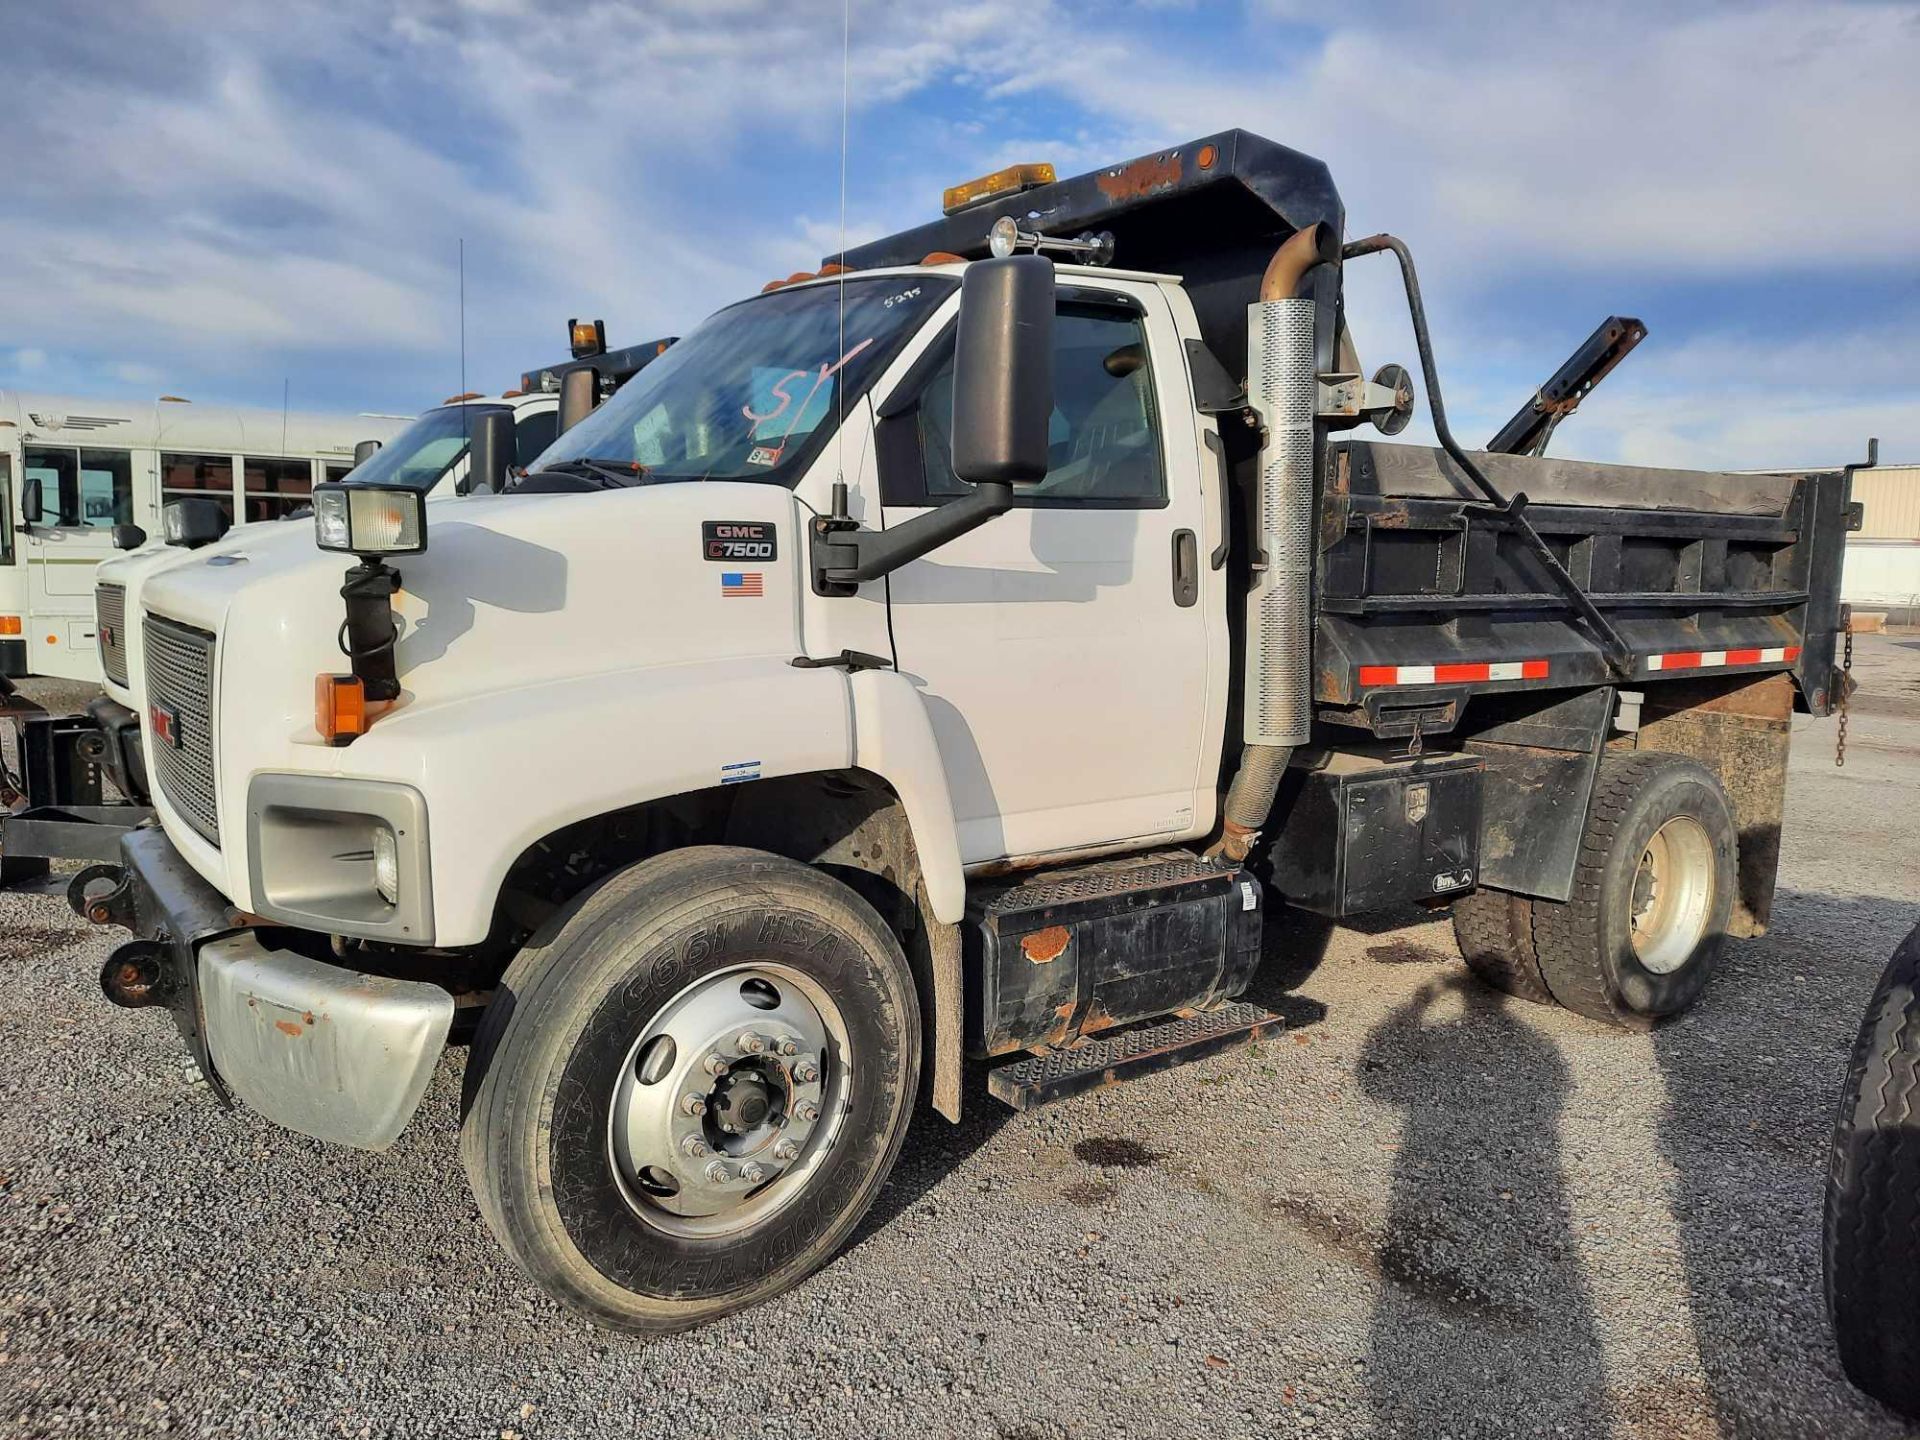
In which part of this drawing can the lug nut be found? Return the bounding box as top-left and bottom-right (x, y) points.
(681, 1094), (708, 1117)
(792, 1060), (820, 1084)
(705, 1161), (731, 1185)
(681, 1135), (709, 1158)
(736, 1031), (767, 1055)
(776, 1035), (800, 1056)
(794, 1100), (820, 1123)
(739, 1161), (765, 1185)
(703, 1053), (729, 1077)
(772, 1139), (799, 1162)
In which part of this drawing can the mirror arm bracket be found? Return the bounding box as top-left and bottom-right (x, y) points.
(810, 481), (1014, 596)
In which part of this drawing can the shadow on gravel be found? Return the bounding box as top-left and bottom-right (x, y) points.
(1359, 973), (1613, 1436)
(1650, 888), (1920, 1438)
(841, 1059), (1014, 1256)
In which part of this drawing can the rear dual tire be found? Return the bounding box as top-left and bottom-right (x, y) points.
(460, 846), (920, 1332)
(1453, 753), (1736, 1028)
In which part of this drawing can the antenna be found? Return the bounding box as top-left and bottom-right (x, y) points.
(831, 0), (852, 517)
(459, 237), (472, 482)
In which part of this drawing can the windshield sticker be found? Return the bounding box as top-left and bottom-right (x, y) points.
(746, 445), (784, 468)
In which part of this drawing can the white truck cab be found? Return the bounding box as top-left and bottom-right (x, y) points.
(59, 133), (1853, 1334)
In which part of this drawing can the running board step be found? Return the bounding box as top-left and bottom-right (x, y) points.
(986, 1002), (1282, 1111)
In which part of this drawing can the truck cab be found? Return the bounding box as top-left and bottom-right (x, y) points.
(57, 131), (1857, 1334)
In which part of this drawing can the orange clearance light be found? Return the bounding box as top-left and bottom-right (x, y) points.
(0, 616), (19, 636)
(942, 162), (1055, 216)
(315, 674), (369, 746)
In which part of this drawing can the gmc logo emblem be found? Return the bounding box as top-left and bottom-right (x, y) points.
(701, 520), (777, 562)
(98, 624), (115, 649)
(150, 703), (182, 749)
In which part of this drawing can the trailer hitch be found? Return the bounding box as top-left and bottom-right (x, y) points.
(1342, 233), (1635, 679)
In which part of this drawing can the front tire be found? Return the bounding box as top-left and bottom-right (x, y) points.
(1825, 925), (1920, 1418)
(1530, 752), (1736, 1028)
(460, 845), (921, 1332)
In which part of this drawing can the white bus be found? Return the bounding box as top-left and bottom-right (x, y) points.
(0, 392), (412, 681)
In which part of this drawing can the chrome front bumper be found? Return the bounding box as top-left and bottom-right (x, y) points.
(80, 827), (454, 1150)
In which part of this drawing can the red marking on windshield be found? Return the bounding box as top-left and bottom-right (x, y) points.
(743, 337), (876, 441)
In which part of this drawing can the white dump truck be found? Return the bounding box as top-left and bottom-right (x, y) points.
(59, 132), (1857, 1332)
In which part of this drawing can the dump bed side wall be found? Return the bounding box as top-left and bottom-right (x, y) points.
(1313, 440), (1852, 733)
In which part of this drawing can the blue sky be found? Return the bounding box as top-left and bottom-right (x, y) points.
(1, 0), (1915, 469)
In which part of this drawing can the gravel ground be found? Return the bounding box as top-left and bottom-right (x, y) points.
(4, 640), (1919, 1440)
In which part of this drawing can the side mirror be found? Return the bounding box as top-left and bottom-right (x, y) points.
(951, 254), (1054, 487)
(810, 255), (1057, 596)
(112, 523), (147, 551)
(464, 410), (514, 495)
(557, 367), (598, 435)
(352, 439), (383, 467)
(162, 498), (230, 549)
(21, 476), (42, 525)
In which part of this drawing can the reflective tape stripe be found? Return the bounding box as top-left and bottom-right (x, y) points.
(1357, 658), (1550, 687)
(1645, 645), (1799, 672)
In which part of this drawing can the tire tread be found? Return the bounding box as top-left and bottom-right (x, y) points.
(1452, 887), (1555, 1005)
(1825, 926), (1920, 1417)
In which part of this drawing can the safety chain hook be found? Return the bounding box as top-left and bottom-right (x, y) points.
(1836, 628), (1854, 768)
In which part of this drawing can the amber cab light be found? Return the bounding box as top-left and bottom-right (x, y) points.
(942, 162), (1055, 216)
(316, 674), (369, 746)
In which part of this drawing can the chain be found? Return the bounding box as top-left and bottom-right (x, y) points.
(1836, 628), (1853, 768)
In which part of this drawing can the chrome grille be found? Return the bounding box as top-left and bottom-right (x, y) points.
(95, 583), (128, 686)
(143, 614), (219, 845)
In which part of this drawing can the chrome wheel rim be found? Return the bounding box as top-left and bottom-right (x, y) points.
(607, 962), (850, 1240)
(1629, 816), (1715, 975)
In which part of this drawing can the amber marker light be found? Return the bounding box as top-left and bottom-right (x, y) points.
(315, 674), (370, 746)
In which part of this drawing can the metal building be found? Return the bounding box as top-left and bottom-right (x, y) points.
(1845, 463), (1920, 621)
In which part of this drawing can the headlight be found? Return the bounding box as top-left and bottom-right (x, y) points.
(246, 774), (432, 943)
(372, 825), (400, 906)
(313, 484), (426, 557)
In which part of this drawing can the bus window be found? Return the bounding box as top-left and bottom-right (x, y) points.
(77, 451), (134, 526)
(0, 456), (13, 564)
(241, 457), (313, 522)
(24, 447), (77, 524)
(323, 462), (353, 484)
(161, 453), (236, 524)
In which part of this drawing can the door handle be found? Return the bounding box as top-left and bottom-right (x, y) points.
(1171, 528), (1198, 607)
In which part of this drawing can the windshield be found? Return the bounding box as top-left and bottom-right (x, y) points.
(533, 275), (953, 485)
(345, 404), (510, 492)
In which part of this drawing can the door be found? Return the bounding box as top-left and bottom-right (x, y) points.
(879, 282), (1219, 864)
(22, 444), (134, 678)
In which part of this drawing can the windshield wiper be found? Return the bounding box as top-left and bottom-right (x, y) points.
(527, 457), (646, 489)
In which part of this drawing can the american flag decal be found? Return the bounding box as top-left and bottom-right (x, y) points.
(721, 572), (764, 598)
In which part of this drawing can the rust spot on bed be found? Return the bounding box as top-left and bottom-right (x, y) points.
(1021, 925), (1071, 963)
(273, 1019), (303, 1038)
(1096, 152), (1183, 203)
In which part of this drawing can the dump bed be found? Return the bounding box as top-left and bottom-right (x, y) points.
(1314, 440), (1858, 733)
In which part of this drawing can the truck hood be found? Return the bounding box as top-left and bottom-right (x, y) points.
(137, 482), (805, 735)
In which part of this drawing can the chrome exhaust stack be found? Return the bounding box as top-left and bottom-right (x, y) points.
(1214, 222), (1338, 862)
